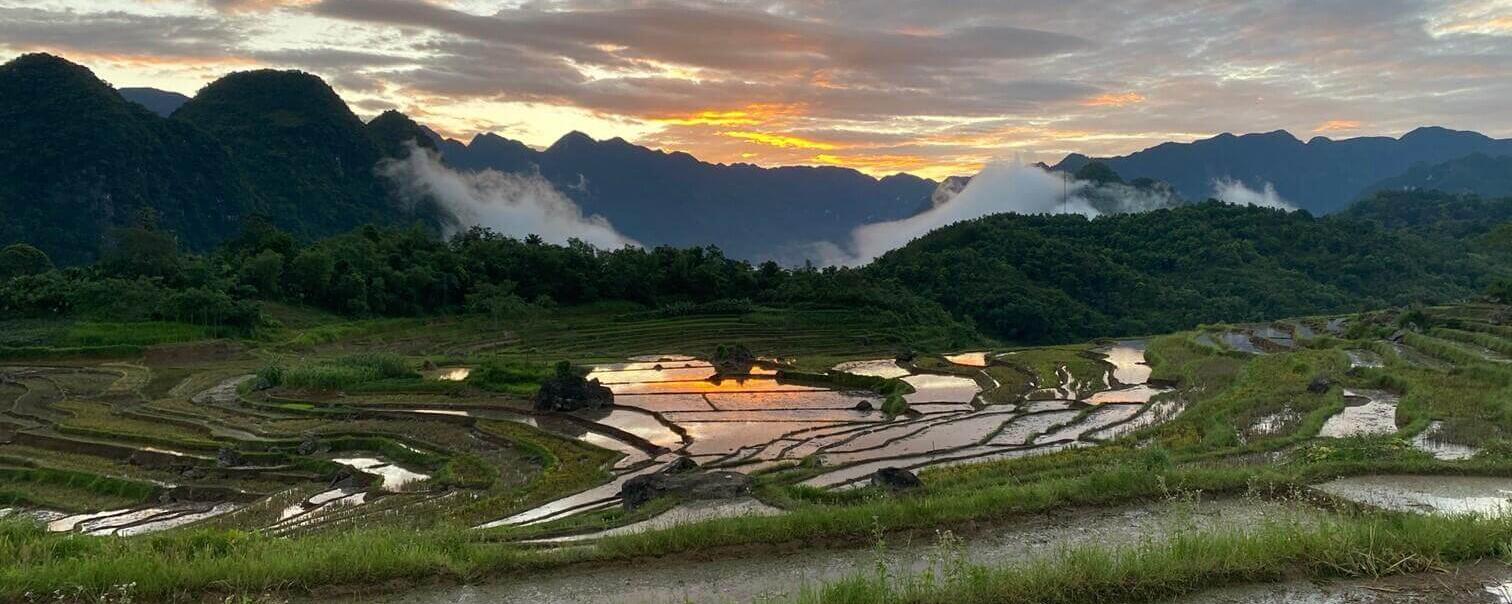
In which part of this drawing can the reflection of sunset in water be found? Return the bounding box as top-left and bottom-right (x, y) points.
(609, 378), (824, 395)
(943, 352), (989, 367)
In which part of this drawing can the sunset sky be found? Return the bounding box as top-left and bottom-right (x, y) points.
(4, 0), (1510, 180)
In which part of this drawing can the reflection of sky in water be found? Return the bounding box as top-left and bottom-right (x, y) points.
(433, 367), (471, 381)
(943, 352), (989, 367)
(610, 378), (824, 395)
(1097, 343), (1152, 384)
(332, 457), (431, 490)
(1317, 475), (1512, 517)
(901, 374), (980, 404)
(832, 359), (910, 379)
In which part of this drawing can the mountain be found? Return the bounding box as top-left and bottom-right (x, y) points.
(431, 131), (938, 259)
(172, 69), (430, 238)
(1053, 128), (1512, 214)
(118, 87), (189, 117)
(1360, 153), (1512, 199)
(0, 54), (437, 263)
(0, 54), (259, 264)
(866, 193), (1510, 342)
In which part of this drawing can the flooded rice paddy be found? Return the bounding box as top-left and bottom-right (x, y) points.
(472, 341), (1173, 528)
(1315, 475), (1512, 516)
(1318, 389), (1400, 438)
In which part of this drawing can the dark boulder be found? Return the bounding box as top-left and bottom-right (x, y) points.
(711, 344), (758, 375)
(871, 467), (922, 492)
(1307, 376), (1332, 394)
(533, 361), (614, 412)
(663, 456), (699, 473)
(620, 464), (753, 510)
(329, 467), (363, 489)
(852, 400), (874, 412)
(297, 437), (322, 456)
(215, 447), (245, 468)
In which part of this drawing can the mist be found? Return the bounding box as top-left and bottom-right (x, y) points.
(808, 162), (1175, 266)
(1211, 178), (1296, 210)
(379, 147), (640, 249)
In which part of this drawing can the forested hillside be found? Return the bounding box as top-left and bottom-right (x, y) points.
(867, 194), (1512, 341)
(3, 191), (1505, 346)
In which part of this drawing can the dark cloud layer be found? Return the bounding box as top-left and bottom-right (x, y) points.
(3, 0), (1509, 177)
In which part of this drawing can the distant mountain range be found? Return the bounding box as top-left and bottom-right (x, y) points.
(1360, 153), (1512, 199)
(428, 130), (935, 259)
(118, 87), (188, 117)
(1053, 128), (1512, 214)
(32, 54), (937, 262)
(8, 52), (1512, 266)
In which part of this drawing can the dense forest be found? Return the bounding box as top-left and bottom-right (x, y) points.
(2, 190), (1507, 344)
(867, 191), (1512, 341)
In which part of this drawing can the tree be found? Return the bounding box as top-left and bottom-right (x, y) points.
(239, 249), (285, 296)
(101, 226), (182, 280)
(0, 243), (52, 280)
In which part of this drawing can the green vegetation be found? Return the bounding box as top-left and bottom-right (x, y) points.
(466, 358), (549, 397)
(802, 513), (1512, 603)
(868, 197), (1511, 342)
(267, 353), (417, 390)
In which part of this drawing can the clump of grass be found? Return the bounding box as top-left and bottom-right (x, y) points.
(466, 358), (550, 397)
(276, 353), (417, 390)
(880, 393), (909, 418)
(432, 454), (497, 489)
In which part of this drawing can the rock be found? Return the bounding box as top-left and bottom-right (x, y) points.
(421, 359), (438, 370)
(620, 465), (753, 510)
(297, 437), (321, 456)
(663, 456), (699, 473)
(329, 467), (361, 489)
(895, 350), (918, 363)
(652, 363), (665, 370)
(533, 363), (614, 412)
(1307, 376), (1332, 394)
(711, 344), (757, 375)
(215, 447), (245, 468)
(180, 467), (207, 480)
(852, 400), (874, 412)
(871, 467), (922, 492)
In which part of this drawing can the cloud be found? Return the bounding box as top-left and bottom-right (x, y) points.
(807, 162), (1187, 266)
(378, 147), (639, 249)
(5, 0), (1511, 179)
(1211, 178), (1296, 210)
(0, 7), (242, 60)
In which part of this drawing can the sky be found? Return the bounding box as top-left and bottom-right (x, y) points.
(3, 0), (1510, 180)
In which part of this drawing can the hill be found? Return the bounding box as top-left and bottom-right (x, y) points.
(1053, 128), (1512, 214)
(1359, 153), (1512, 199)
(0, 54), (437, 262)
(866, 193), (1511, 342)
(431, 130), (938, 260)
(0, 54), (260, 264)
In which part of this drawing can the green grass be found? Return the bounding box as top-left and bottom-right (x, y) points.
(800, 512), (1512, 604)
(269, 353), (417, 390)
(466, 358), (549, 397)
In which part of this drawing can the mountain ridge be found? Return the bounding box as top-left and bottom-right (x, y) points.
(1052, 127), (1512, 213)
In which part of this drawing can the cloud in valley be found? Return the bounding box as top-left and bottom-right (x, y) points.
(379, 147), (639, 250)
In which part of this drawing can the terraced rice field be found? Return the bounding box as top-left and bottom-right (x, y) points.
(4, 304), (1512, 603)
